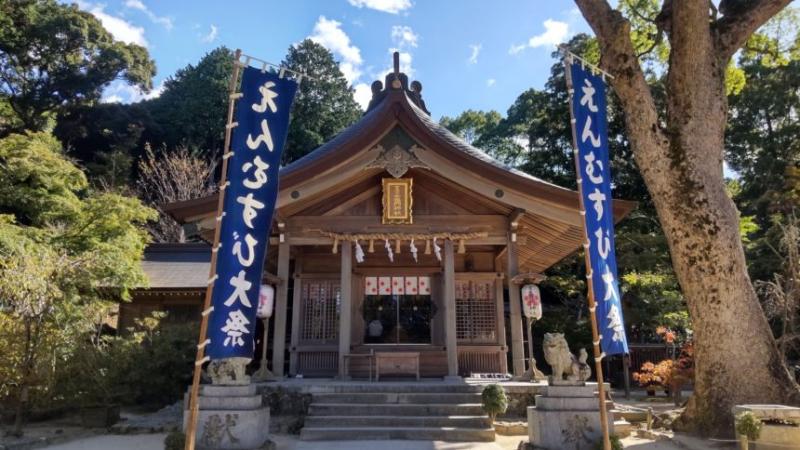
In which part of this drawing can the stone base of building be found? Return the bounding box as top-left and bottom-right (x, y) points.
(183, 384), (271, 450)
(527, 382), (614, 450)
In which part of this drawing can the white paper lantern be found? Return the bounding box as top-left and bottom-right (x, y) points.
(521, 284), (542, 320)
(256, 284), (275, 319)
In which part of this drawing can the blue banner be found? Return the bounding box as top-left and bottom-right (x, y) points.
(569, 62), (629, 356)
(207, 66), (298, 360)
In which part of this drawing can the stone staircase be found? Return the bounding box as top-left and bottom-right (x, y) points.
(299, 383), (495, 442)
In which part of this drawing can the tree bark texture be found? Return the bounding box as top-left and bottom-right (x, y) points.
(574, 0), (800, 436)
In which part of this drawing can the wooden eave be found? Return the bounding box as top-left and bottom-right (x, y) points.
(162, 87), (636, 273)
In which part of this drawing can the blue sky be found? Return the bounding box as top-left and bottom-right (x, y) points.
(74, 0), (594, 120)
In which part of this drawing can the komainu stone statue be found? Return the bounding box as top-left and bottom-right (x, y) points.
(206, 357), (250, 385)
(542, 333), (591, 384)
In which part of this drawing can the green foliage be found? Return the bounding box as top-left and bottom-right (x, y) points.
(735, 411), (763, 441)
(54, 102), (154, 188)
(281, 39), (362, 165)
(593, 434), (623, 450)
(146, 47), (235, 157)
(446, 33), (684, 344)
(0, 131), (154, 430)
(619, 0), (669, 65)
(742, 8), (800, 68)
(0, 132), (87, 225)
(107, 315), (198, 407)
(51, 312), (197, 410)
(480, 384), (508, 422)
(164, 431), (186, 450)
(0, 0), (155, 134)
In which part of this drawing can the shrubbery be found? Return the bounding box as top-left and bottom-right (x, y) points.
(50, 312), (198, 412)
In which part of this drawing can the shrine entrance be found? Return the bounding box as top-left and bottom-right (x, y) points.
(362, 276), (435, 345)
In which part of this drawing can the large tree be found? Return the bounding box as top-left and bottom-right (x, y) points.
(574, 0), (800, 435)
(281, 39), (362, 165)
(0, 0), (155, 135)
(0, 132), (154, 434)
(144, 47), (234, 157)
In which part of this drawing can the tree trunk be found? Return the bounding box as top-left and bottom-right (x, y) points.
(574, 0), (800, 437)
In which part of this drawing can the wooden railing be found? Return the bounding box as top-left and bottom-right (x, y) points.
(457, 345), (506, 376)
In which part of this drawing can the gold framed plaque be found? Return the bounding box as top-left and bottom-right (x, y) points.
(382, 178), (413, 224)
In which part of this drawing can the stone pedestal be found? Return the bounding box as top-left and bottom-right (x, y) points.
(527, 382), (614, 450)
(184, 384), (270, 450)
(732, 405), (800, 450)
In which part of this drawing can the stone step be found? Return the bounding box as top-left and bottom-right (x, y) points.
(300, 426), (496, 442)
(614, 419), (634, 439)
(305, 415), (492, 429)
(312, 392), (482, 404)
(308, 402), (485, 416)
(610, 408), (649, 423)
(300, 383), (484, 394)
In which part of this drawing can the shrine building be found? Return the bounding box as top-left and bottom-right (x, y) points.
(136, 57), (635, 380)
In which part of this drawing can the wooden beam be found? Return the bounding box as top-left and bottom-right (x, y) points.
(509, 208), (525, 229)
(506, 236), (525, 376)
(271, 241), (290, 378)
(321, 185), (381, 216)
(443, 239), (459, 379)
(415, 149), (583, 227)
(285, 214), (508, 231)
(288, 260), (303, 376)
(337, 241), (353, 378)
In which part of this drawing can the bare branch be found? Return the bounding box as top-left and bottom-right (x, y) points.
(715, 0), (792, 60)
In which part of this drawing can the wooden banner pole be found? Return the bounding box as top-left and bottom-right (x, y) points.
(184, 48), (243, 450)
(563, 55), (612, 450)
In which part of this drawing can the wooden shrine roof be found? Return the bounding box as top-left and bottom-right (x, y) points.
(164, 59), (636, 274)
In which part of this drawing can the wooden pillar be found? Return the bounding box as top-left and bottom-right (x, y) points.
(507, 236), (525, 376)
(443, 240), (459, 379)
(288, 260), (303, 376)
(271, 241), (290, 378)
(495, 273), (508, 374)
(338, 241), (352, 378)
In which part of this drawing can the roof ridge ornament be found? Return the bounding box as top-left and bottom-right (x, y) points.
(365, 144), (429, 178)
(365, 52), (430, 115)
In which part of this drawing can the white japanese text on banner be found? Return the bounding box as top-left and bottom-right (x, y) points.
(569, 62), (629, 356)
(207, 66), (298, 359)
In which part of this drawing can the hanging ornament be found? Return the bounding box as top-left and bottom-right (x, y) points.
(433, 237), (442, 262)
(355, 240), (365, 263)
(409, 239), (418, 262)
(332, 237), (339, 254)
(424, 239), (431, 255)
(385, 239), (394, 262)
(458, 239), (466, 254)
(395, 239), (401, 254)
(368, 239), (375, 253)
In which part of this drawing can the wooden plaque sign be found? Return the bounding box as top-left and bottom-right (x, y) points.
(382, 178), (413, 224)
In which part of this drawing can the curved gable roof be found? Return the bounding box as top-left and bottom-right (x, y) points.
(164, 66), (636, 254)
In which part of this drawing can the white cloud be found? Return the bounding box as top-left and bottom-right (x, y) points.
(309, 16), (363, 84)
(509, 19), (571, 56)
(124, 0), (173, 30)
(347, 0), (412, 14)
(468, 44), (481, 64)
(528, 19), (569, 48)
(353, 83), (372, 110)
(487, 78), (496, 87)
(201, 24), (218, 43)
(84, 3), (148, 47)
(102, 79), (165, 104)
(391, 25), (418, 49)
(508, 43), (526, 55)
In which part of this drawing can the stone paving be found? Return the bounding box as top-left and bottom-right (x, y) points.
(35, 432), (692, 450)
